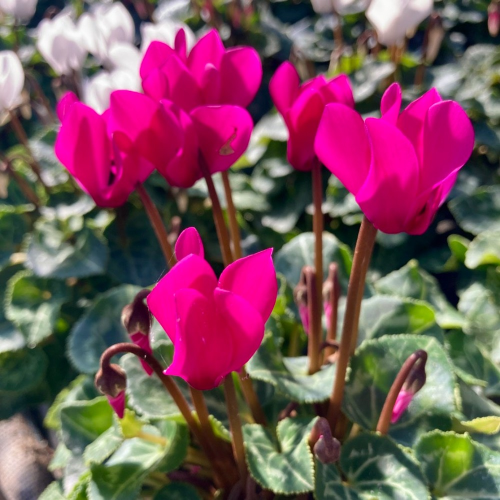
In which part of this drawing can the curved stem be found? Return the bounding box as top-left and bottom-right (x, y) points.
(306, 267), (321, 374)
(239, 367), (267, 426)
(376, 350), (427, 435)
(0, 154), (40, 208)
(327, 217), (377, 435)
(223, 375), (247, 483)
(199, 158), (233, 266)
(324, 263), (340, 361)
(221, 171), (242, 259)
(136, 183), (177, 268)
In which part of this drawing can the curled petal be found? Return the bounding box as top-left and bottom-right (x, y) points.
(175, 227), (205, 260)
(320, 74), (355, 109)
(191, 105), (253, 174)
(147, 254), (217, 342)
(188, 29), (225, 86)
(315, 103), (371, 194)
(130, 332), (153, 376)
(218, 248), (277, 321)
(397, 88), (441, 165)
(390, 389), (414, 423)
(214, 289), (265, 373)
(107, 391), (126, 419)
(380, 82), (402, 125)
(269, 61), (300, 116)
(56, 91), (79, 122)
(420, 100), (474, 194)
(140, 40), (176, 80)
(356, 118), (420, 234)
(166, 289), (231, 391)
(220, 47), (262, 107)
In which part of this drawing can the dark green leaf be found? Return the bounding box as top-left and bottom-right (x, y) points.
(0, 347), (48, 394)
(0, 210), (28, 270)
(153, 483), (202, 500)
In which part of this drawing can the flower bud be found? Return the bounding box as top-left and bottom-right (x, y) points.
(0, 51), (24, 114)
(309, 417), (340, 464)
(294, 267), (310, 334)
(0, 0), (37, 23)
(322, 263), (340, 331)
(95, 363), (127, 418)
(489, 2), (500, 37)
(424, 14), (445, 64)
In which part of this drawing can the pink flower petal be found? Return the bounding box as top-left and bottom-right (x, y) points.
(319, 74), (355, 109)
(55, 102), (111, 206)
(269, 61), (300, 116)
(56, 91), (79, 122)
(287, 88), (324, 171)
(214, 289), (265, 373)
(174, 28), (187, 61)
(314, 103), (371, 194)
(356, 118), (420, 234)
(420, 100), (474, 194)
(130, 332), (153, 376)
(323, 301), (332, 331)
(390, 389), (414, 423)
(147, 254), (217, 342)
(166, 288), (231, 390)
(380, 83), (402, 125)
(140, 40), (176, 80)
(142, 68), (169, 101)
(201, 63), (221, 104)
(175, 227), (205, 260)
(107, 391), (126, 419)
(218, 248), (277, 321)
(190, 105), (253, 174)
(397, 88), (441, 165)
(220, 47), (262, 107)
(299, 303), (310, 335)
(188, 29), (225, 86)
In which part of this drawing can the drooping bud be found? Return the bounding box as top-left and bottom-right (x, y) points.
(122, 289), (153, 376)
(424, 13), (445, 64)
(95, 363), (127, 418)
(322, 263), (340, 333)
(488, 2), (500, 37)
(294, 267), (309, 334)
(309, 417), (341, 464)
(391, 350), (427, 423)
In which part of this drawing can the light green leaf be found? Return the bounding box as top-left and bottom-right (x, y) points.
(26, 218), (108, 279)
(416, 431), (500, 499)
(39, 482), (66, 500)
(243, 417), (316, 494)
(5, 271), (70, 345)
(83, 426), (123, 466)
(465, 230), (500, 268)
(68, 286), (140, 373)
(275, 232), (352, 290)
(344, 335), (458, 447)
(316, 433), (430, 500)
(457, 417), (500, 435)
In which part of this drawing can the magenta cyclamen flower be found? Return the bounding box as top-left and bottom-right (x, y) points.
(55, 90), (182, 207)
(269, 61), (354, 171)
(147, 227), (277, 391)
(140, 29), (262, 109)
(315, 83), (475, 234)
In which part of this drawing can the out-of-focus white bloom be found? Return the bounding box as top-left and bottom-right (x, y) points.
(108, 42), (141, 74)
(140, 20), (195, 53)
(37, 11), (87, 75)
(366, 0), (434, 45)
(0, 0), (37, 22)
(311, 0), (368, 15)
(0, 51), (24, 112)
(78, 2), (135, 64)
(83, 68), (140, 113)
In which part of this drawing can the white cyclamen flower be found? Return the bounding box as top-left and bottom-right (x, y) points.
(37, 11), (87, 75)
(366, 0), (434, 46)
(0, 0), (37, 22)
(310, 0), (368, 15)
(140, 20), (195, 53)
(83, 69), (141, 113)
(78, 2), (135, 64)
(0, 51), (24, 112)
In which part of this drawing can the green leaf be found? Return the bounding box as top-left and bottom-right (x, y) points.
(247, 335), (335, 403)
(41, 193), (95, 221)
(459, 382), (500, 421)
(449, 186), (500, 235)
(0, 265), (26, 353)
(68, 286), (140, 373)
(49, 443), (72, 472)
(316, 433), (430, 500)
(89, 422), (187, 500)
(351, 296), (437, 346)
(448, 234), (470, 263)
(0, 210), (29, 270)
(26, 218), (108, 279)
(344, 335), (458, 447)
(104, 210), (168, 286)
(445, 330), (500, 397)
(275, 232), (352, 290)
(465, 230), (500, 268)
(5, 271), (70, 345)
(60, 397), (114, 455)
(153, 483), (202, 500)
(243, 417), (316, 494)
(39, 482), (66, 500)
(84, 425), (123, 466)
(457, 417), (500, 435)
(415, 431), (500, 498)
(0, 347), (48, 394)
(374, 260), (463, 328)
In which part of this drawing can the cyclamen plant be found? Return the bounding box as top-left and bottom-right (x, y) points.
(48, 24), (477, 498)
